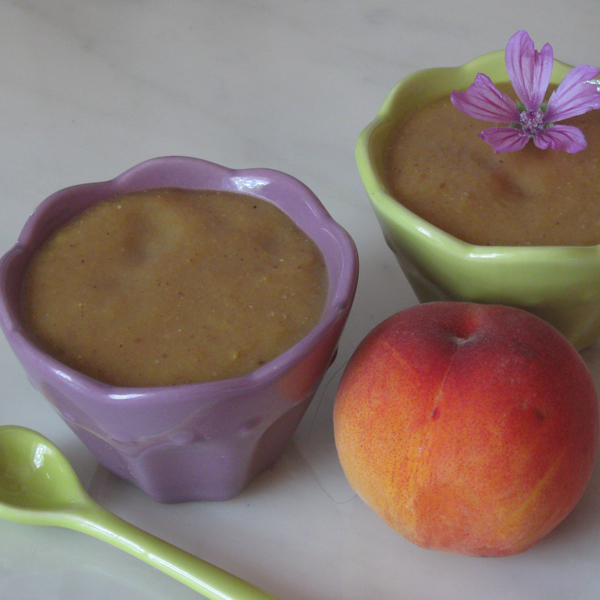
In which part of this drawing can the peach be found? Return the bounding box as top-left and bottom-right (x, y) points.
(333, 302), (599, 556)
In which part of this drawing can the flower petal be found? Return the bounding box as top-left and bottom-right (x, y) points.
(505, 30), (553, 110)
(451, 74), (520, 123)
(544, 65), (600, 123)
(533, 124), (587, 153)
(479, 126), (530, 153)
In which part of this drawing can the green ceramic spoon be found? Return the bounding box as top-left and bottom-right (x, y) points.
(0, 425), (281, 600)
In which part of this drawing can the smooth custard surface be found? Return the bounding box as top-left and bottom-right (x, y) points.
(385, 84), (600, 246)
(22, 188), (328, 386)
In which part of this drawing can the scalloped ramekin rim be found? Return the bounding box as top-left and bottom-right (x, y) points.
(356, 51), (600, 261)
(0, 156), (359, 404)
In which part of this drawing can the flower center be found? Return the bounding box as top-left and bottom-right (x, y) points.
(518, 108), (546, 136)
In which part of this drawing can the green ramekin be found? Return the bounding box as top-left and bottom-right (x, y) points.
(357, 50), (600, 350)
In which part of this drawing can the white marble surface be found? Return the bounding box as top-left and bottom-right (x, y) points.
(2, 1), (600, 599)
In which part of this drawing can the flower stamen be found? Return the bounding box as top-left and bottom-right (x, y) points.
(519, 108), (545, 136)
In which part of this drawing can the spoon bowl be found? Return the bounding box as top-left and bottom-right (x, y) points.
(0, 425), (281, 600)
(0, 425), (89, 515)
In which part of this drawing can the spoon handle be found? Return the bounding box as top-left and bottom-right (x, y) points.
(64, 502), (282, 600)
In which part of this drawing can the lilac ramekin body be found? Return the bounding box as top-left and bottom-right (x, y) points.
(0, 156), (359, 502)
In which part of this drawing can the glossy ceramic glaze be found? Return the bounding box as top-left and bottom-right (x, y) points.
(0, 425), (281, 600)
(0, 156), (358, 503)
(356, 50), (600, 350)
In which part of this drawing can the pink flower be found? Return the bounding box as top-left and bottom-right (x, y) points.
(451, 30), (600, 153)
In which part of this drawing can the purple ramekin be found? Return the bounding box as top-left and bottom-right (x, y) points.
(0, 156), (359, 502)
